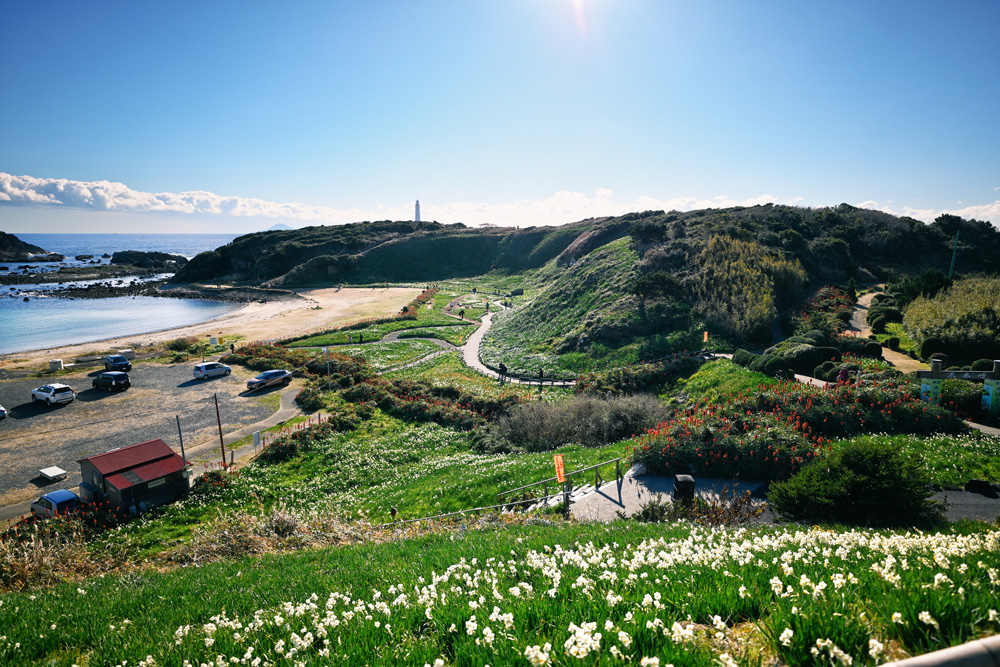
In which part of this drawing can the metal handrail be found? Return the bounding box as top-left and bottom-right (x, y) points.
(497, 457), (623, 498)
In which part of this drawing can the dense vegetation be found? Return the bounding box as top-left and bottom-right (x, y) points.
(902, 276), (1000, 362)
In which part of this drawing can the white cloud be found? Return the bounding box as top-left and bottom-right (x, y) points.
(3, 172), (997, 230)
(855, 198), (1000, 226)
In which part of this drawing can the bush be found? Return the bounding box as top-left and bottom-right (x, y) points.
(863, 341), (883, 358)
(762, 355), (791, 379)
(575, 356), (702, 396)
(921, 337), (945, 359)
(768, 439), (944, 527)
(880, 307), (903, 323)
(166, 337), (196, 352)
(871, 316), (887, 334)
(972, 358), (996, 371)
(475, 394), (668, 454)
(732, 349), (756, 367)
(941, 379), (983, 417)
(887, 337), (900, 350)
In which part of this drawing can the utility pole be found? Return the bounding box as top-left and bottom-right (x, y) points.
(214, 393), (227, 468)
(176, 415), (187, 466)
(948, 230), (960, 278)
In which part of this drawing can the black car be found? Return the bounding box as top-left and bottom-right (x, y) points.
(247, 369), (293, 391)
(105, 354), (133, 372)
(92, 371), (131, 391)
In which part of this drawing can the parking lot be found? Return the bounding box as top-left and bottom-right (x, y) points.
(0, 358), (287, 507)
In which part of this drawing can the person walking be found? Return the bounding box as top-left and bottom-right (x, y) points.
(498, 361), (508, 385)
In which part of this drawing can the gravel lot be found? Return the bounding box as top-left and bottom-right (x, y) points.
(0, 358), (284, 506)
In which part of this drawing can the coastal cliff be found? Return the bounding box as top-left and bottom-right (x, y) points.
(0, 231), (63, 262)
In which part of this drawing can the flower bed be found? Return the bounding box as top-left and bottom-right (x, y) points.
(630, 377), (966, 481)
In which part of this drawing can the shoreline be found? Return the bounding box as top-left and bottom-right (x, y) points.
(0, 286), (422, 370)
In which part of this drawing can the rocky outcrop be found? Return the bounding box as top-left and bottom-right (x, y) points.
(0, 231), (63, 262)
(110, 250), (188, 270)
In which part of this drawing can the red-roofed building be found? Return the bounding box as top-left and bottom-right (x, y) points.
(77, 439), (190, 513)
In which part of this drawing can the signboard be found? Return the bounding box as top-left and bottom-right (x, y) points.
(984, 379), (999, 414)
(921, 379), (942, 403)
(553, 455), (566, 483)
(703, 331), (709, 343)
(916, 370), (992, 381)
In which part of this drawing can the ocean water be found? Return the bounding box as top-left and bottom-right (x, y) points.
(14, 233), (239, 260)
(1, 234), (240, 355)
(0, 295), (238, 355)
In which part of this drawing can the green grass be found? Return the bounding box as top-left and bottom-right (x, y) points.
(676, 358), (779, 403)
(396, 325), (477, 346)
(288, 311), (461, 346)
(385, 350), (574, 402)
(335, 340), (444, 371)
(480, 238), (720, 377)
(837, 432), (1000, 488)
(4, 518), (1000, 666)
(873, 322), (920, 354)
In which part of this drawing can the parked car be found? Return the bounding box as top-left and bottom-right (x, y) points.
(193, 361), (231, 380)
(247, 369), (293, 391)
(0, 403), (7, 420)
(31, 489), (82, 517)
(92, 371), (131, 391)
(32, 383), (76, 405)
(104, 354), (133, 372)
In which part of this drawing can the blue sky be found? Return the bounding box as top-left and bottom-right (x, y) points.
(2, 0), (998, 233)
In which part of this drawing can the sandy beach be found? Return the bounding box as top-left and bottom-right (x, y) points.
(0, 287), (421, 370)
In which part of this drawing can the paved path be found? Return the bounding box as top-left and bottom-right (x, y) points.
(0, 384), (305, 524)
(569, 472), (767, 522)
(461, 308), (576, 387)
(848, 289), (926, 373)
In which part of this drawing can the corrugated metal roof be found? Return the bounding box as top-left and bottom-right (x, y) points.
(105, 455), (185, 491)
(77, 439), (176, 475)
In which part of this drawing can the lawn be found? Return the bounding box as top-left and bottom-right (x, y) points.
(396, 325), (477, 346)
(335, 339), (444, 371)
(3, 517), (999, 666)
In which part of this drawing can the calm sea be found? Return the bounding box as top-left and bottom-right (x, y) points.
(0, 233), (240, 356)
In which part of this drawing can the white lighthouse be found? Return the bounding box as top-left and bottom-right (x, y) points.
(415, 200), (421, 222)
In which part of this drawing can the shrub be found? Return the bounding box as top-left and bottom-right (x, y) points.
(166, 336), (196, 352)
(971, 358), (996, 371)
(762, 355), (791, 379)
(768, 439), (944, 527)
(575, 355), (702, 396)
(871, 316), (887, 334)
(863, 341), (883, 358)
(941, 379), (983, 417)
(732, 348), (756, 367)
(474, 394), (668, 454)
(880, 307), (903, 323)
(887, 337), (900, 350)
(920, 337), (945, 359)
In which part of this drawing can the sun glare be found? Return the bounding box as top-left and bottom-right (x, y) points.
(572, 0), (587, 35)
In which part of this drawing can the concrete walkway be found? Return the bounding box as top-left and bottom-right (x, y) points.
(461, 309), (576, 387)
(569, 472), (767, 522)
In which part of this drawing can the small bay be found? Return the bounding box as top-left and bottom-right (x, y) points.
(0, 233), (240, 355)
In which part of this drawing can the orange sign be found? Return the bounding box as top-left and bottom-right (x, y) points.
(703, 330), (709, 343)
(554, 455), (566, 483)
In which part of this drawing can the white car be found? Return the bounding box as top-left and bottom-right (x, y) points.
(194, 362), (232, 380)
(0, 403), (7, 420)
(32, 383), (76, 406)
